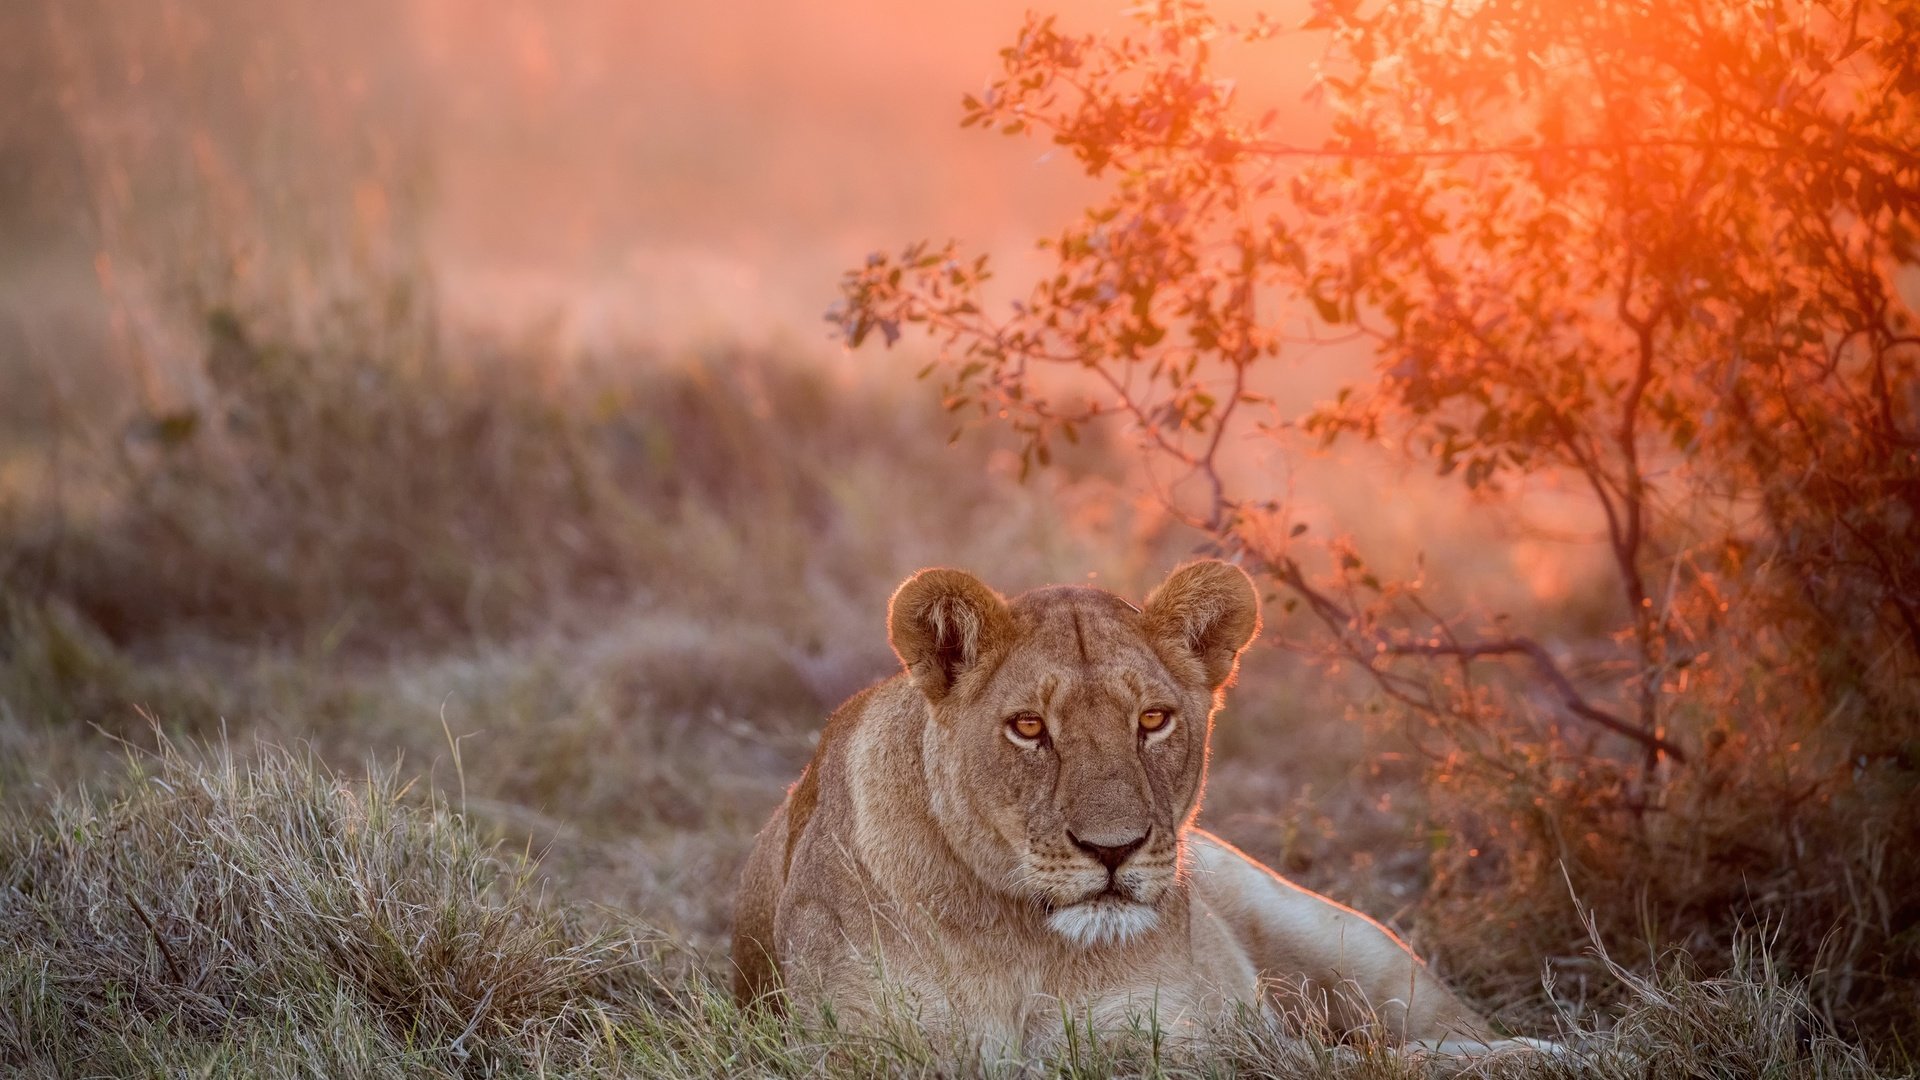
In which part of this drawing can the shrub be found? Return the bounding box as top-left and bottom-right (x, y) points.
(838, 0), (1920, 1054)
(0, 286), (1138, 655)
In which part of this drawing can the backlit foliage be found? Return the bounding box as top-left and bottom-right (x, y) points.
(840, 0), (1920, 1048)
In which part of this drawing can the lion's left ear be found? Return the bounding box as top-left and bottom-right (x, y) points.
(1142, 560), (1261, 690)
(888, 568), (1015, 702)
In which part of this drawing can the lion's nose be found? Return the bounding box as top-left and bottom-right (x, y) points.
(1068, 828), (1148, 871)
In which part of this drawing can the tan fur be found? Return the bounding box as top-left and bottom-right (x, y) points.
(731, 561), (1510, 1054)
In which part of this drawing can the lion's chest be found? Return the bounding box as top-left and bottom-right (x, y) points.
(872, 908), (1264, 1055)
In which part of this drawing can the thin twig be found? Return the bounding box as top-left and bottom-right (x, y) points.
(126, 892), (186, 985)
(1255, 551), (1688, 765)
(1380, 638), (1687, 764)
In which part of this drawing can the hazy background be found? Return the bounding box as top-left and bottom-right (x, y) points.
(0, 0), (1607, 986)
(2, 0), (1599, 601)
(4, 0), (1137, 369)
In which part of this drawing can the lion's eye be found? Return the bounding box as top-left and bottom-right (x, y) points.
(1139, 709), (1172, 733)
(1008, 713), (1047, 741)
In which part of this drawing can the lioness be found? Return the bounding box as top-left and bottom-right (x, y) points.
(732, 561), (1524, 1055)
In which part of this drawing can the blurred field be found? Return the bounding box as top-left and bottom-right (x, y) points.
(1, 0), (1913, 1076)
(0, 337), (1891, 1073)
(0, 286), (1496, 1072)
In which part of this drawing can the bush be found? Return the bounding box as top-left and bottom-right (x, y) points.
(839, 0), (1920, 1054)
(0, 289), (1135, 654)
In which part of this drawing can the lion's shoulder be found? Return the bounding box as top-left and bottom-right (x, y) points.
(781, 675), (936, 866)
(782, 680), (887, 873)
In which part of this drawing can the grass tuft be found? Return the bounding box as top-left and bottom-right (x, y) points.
(0, 735), (656, 1076)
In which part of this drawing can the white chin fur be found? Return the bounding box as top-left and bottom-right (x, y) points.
(1046, 900), (1159, 948)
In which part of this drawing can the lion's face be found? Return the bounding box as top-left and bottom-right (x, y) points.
(888, 562), (1260, 948)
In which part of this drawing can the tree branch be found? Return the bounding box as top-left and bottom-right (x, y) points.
(1380, 637), (1688, 763)
(1257, 552), (1688, 765)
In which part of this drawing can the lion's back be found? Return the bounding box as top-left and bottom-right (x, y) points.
(730, 798), (789, 1002)
(729, 679), (900, 1005)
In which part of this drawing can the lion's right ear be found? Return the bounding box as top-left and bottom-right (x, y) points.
(1142, 559), (1261, 691)
(888, 568), (1013, 702)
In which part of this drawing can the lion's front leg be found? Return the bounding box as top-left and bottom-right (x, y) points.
(1184, 829), (1492, 1047)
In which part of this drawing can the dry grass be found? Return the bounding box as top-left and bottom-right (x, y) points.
(0, 736), (1892, 1078)
(0, 737), (656, 1076)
